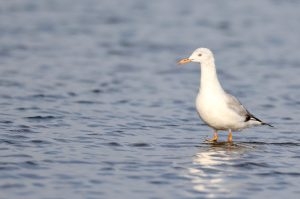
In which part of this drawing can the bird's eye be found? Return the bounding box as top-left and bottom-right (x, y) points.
(198, 53), (202, 56)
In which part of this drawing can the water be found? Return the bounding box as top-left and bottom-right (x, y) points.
(0, 0), (300, 198)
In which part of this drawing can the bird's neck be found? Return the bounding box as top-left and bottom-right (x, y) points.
(199, 60), (224, 94)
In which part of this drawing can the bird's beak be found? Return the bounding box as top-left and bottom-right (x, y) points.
(177, 58), (192, 65)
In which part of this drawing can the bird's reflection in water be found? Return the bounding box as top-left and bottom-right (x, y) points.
(188, 142), (254, 197)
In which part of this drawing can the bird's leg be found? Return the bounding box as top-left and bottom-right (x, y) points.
(227, 129), (233, 142)
(206, 130), (218, 142)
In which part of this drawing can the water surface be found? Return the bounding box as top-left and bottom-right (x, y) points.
(0, 0), (300, 198)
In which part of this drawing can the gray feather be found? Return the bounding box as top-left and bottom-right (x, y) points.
(225, 93), (249, 119)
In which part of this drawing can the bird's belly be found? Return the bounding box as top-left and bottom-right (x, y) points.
(196, 94), (242, 130)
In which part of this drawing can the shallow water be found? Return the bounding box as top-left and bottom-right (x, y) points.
(0, 0), (300, 198)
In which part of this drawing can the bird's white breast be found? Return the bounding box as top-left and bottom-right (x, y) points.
(195, 91), (244, 130)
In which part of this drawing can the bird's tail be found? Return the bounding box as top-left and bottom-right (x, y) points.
(249, 114), (274, 127)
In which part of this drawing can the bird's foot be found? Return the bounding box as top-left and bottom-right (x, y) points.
(206, 138), (218, 143)
(206, 133), (218, 143)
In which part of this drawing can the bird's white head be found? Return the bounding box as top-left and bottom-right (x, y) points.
(178, 48), (214, 65)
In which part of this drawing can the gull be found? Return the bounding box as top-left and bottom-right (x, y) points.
(178, 48), (273, 142)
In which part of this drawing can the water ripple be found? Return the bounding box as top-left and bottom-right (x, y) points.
(0, 1), (300, 199)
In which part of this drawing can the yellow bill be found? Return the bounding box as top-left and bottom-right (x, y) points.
(177, 58), (192, 64)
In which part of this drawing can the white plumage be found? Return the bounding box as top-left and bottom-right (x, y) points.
(178, 48), (272, 142)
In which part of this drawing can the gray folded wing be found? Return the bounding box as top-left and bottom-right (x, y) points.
(225, 93), (251, 121)
(226, 93), (271, 125)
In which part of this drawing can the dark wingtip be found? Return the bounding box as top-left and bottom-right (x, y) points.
(262, 122), (274, 128)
